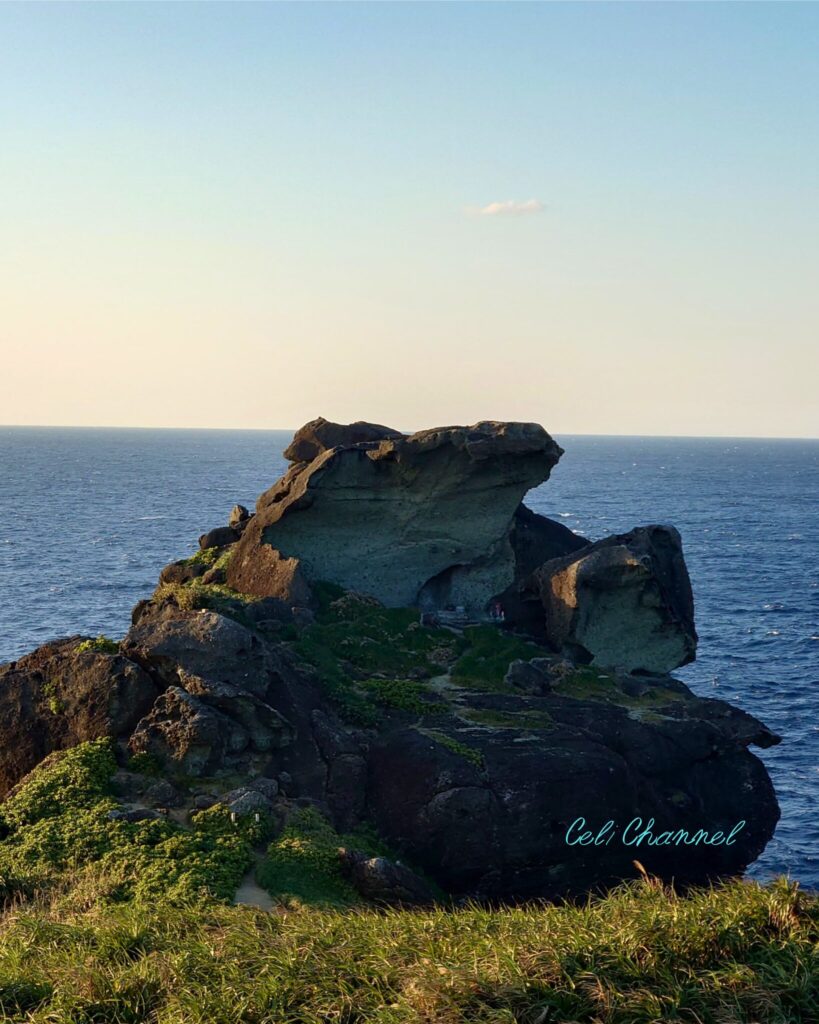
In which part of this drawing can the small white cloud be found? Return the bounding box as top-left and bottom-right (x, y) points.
(467, 199), (544, 218)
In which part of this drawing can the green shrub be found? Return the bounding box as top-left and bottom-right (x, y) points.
(361, 678), (447, 714)
(75, 635), (119, 655)
(257, 807), (390, 908)
(0, 741), (260, 906)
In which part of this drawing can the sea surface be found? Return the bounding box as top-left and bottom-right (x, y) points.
(0, 427), (817, 887)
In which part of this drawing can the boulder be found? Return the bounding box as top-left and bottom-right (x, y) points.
(338, 848), (436, 906)
(229, 420), (564, 611)
(0, 638), (158, 796)
(128, 686), (248, 776)
(229, 504), (251, 528)
(365, 673), (779, 900)
(199, 526), (238, 550)
(226, 544), (313, 606)
(503, 657), (556, 694)
(122, 610), (277, 697)
(224, 788), (274, 817)
(158, 560), (206, 585)
(527, 525), (698, 673)
(283, 417), (405, 463)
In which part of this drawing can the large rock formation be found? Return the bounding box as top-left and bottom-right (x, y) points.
(525, 525), (698, 673)
(228, 420), (565, 611)
(0, 418), (781, 902)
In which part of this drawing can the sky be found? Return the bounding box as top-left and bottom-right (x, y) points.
(1, 2), (817, 437)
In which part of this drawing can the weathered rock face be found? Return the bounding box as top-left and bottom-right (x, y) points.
(0, 639), (157, 796)
(283, 417), (405, 464)
(526, 525), (698, 673)
(228, 421), (564, 611)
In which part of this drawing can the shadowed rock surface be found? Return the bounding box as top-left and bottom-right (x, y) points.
(0, 639), (157, 796)
(283, 417), (405, 463)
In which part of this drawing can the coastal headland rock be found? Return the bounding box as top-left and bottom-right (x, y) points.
(0, 417), (782, 902)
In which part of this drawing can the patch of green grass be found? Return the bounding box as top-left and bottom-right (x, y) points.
(0, 741), (265, 906)
(462, 707), (554, 730)
(554, 668), (686, 708)
(450, 625), (545, 692)
(291, 593), (462, 725)
(183, 546), (221, 569)
(361, 678), (448, 715)
(153, 580), (259, 628)
(0, 877), (813, 1023)
(424, 730), (484, 769)
(75, 635), (119, 655)
(256, 806), (387, 908)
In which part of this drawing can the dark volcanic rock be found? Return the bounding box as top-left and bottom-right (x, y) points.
(527, 525), (698, 673)
(283, 417), (405, 464)
(338, 848), (436, 906)
(365, 675), (780, 900)
(229, 420), (564, 612)
(229, 504), (252, 528)
(0, 638), (158, 797)
(199, 526), (238, 550)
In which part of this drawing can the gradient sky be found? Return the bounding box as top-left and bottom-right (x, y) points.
(1, 2), (817, 437)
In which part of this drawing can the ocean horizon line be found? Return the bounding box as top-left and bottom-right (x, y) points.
(1, 423), (817, 443)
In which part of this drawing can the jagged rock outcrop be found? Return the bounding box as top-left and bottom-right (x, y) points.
(0, 638), (157, 796)
(525, 525), (697, 673)
(283, 417), (405, 463)
(228, 420), (564, 611)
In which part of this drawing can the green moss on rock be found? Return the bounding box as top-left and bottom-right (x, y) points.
(462, 708), (554, 730)
(450, 625), (545, 692)
(554, 668), (686, 708)
(424, 730), (484, 769)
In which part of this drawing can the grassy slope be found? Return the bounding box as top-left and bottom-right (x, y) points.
(0, 878), (815, 1022)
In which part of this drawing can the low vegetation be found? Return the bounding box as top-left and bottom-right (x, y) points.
(74, 635), (119, 655)
(256, 806), (388, 908)
(0, 741), (265, 907)
(423, 729), (485, 769)
(450, 625), (545, 691)
(0, 743), (815, 1021)
(0, 872), (814, 1022)
(153, 579), (259, 623)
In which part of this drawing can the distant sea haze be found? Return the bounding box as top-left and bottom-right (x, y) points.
(0, 427), (816, 887)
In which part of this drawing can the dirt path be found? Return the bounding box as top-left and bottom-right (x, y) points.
(233, 853), (276, 911)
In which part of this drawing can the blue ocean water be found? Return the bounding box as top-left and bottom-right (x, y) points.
(0, 427), (816, 886)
